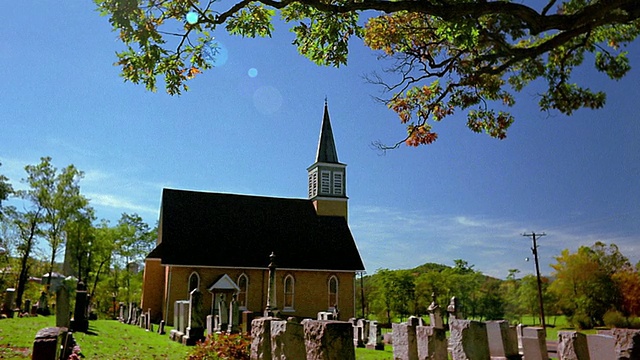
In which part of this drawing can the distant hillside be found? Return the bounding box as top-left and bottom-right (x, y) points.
(409, 262), (450, 274)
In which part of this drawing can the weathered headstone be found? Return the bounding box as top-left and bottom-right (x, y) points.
(610, 328), (640, 359)
(557, 331), (589, 360)
(183, 288), (205, 346)
(242, 311), (256, 334)
(271, 318), (305, 360)
(31, 327), (74, 360)
(427, 293), (444, 329)
(449, 319), (490, 360)
(55, 286), (70, 329)
(71, 282), (89, 332)
(416, 325), (448, 360)
(158, 319), (166, 335)
(521, 327), (548, 360)
(358, 319), (370, 344)
(2, 288), (15, 318)
(118, 302), (125, 322)
(317, 311), (332, 320)
(206, 315), (214, 336)
(516, 324), (525, 354)
(486, 320), (519, 359)
(218, 293), (228, 332)
(586, 334), (615, 359)
(173, 300), (180, 328)
(447, 296), (460, 320)
(228, 293), (240, 334)
(393, 318), (419, 360)
(37, 291), (49, 315)
(302, 319), (355, 360)
(366, 320), (385, 350)
(251, 317), (275, 360)
(23, 299), (31, 314)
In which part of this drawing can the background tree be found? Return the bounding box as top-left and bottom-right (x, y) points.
(88, 220), (117, 301)
(95, 0), (640, 146)
(612, 268), (640, 318)
(22, 157), (88, 286)
(549, 243), (625, 328)
(113, 213), (155, 303)
(3, 205), (42, 310)
(65, 206), (96, 284)
(0, 163), (13, 219)
(371, 268), (399, 325)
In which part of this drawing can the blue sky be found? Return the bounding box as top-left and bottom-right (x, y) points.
(2, 2), (639, 279)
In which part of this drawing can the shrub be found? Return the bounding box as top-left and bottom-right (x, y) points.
(603, 310), (628, 328)
(570, 313), (594, 330)
(628, 316), (640, 329)
(187, 333), (251, 360)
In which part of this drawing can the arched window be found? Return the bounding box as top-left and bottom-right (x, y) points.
(283, 274), (295, 310)
(188, 272), (200, 295)
(237, 273), (248, 309)
(328, 275), (338, 309)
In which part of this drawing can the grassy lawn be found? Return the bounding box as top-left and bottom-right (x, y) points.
(0, 316), (393, 359)
(0, 316), (188, 360)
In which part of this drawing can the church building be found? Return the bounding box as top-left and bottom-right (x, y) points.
(140, 102), (365, 325)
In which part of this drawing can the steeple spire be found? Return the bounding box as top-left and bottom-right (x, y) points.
(307, 100), (348, 219)
(315, 101), (339, 164)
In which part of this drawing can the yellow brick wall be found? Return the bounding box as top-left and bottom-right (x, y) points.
(163, 267), (356, 325)
(140, 258), (165, 323)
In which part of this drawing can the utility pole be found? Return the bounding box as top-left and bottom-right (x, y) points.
(359, 271), (366, 319)
(522, 232), (546, 329)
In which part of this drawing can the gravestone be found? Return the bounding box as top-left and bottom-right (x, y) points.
(302, 319), (355, 360)
(416, 325), (447, 360)
(218, 294), (228, 333)
(486, 320), (519, 359)
(31, 327), (71, 360)
(158, 319), (166, 335)
(317, 311), (333, 320)
(586, 334), (615, 359)
(358, 319), (370, 344)
(393, 317), (419, 360)
(366, 320), (385, 350)
(271, 318), (305, 360)
(206, 315), (214, 336)
(447, 296), (460, 320)
(516, 324), (525, 354)
(242, 311), (257, 334)
(2, 288), (15, 318)
(557, 331), (589, 360)
(427, 293), (444, 329)
(71, 282), (89, 332)
(183, 288), (205, 345)
(55, 286), (70, 329)
(449, 319), (490, 360)
(23, 299), (31, 315)
(610, 328), (640, 359)
(118, 302), (125, 322)
(37, 291), (50, 315)
(173, 300), (180, 328)
(228, 293), (240, 333)
(521, 327), (548, 360)
(179, 300), (189, 333)
(251, 317), (276, 360)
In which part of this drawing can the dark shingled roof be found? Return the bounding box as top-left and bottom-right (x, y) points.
(148, 188), (365, 271)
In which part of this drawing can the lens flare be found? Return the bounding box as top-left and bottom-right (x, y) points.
(186, 11), (199, 24)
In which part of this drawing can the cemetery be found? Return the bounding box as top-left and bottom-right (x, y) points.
(1, 105), (640, 359)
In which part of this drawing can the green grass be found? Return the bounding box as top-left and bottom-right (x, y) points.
(355, 345), (393, 359)
(0, 316), (392, 359)
(0, 316), (189, 360)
